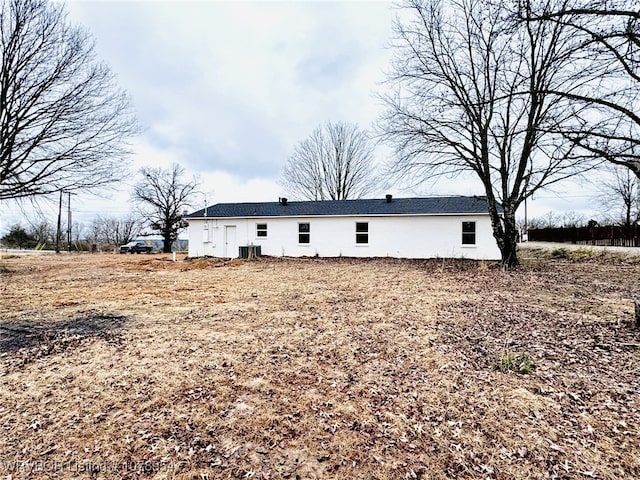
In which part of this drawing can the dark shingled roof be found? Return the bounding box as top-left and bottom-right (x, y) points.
(187, 196), (494, 218)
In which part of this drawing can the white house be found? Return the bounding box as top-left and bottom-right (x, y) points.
(185, 195), (501, 260)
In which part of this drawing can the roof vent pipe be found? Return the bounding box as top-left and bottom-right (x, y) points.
(385, 194), (393, 203)
(280, 197), (288, 206)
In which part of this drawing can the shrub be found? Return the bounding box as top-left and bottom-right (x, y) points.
(568, 247), (596, 262)
(548, 247), (597, 262)
(549, 247), (570, 259)
(495, 351), (535, 374)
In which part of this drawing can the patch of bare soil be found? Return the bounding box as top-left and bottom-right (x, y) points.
(0, 252), (638, 479)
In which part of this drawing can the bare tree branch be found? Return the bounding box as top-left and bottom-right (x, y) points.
(519, 0), (640, 175)
(0, 0), (138, 201)
(90, 215), (141, 248)
(132, 164), (199, 253)
(379, 0), (599, 267)
(280, 121), (380, 200)
(595, 164), (640, 225)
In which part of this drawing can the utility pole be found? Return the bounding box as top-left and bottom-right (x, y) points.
(56, 190), (63, 253)
(523, 163), (532, 242)
(66, 192), (77, 252)
(67, 191), (72, 252)
(524, 196), (528, 241)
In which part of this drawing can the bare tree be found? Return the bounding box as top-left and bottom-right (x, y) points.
(29, 221), (55, 247)
(133, 164), (199, 253)
(22, 212), (55, 247)
(597, 164), (639, 225)
(71, 220), (87, 250)
(280, 121), (379, 201)
(528, 212), (562, 229)
(521, 1), (640, 175)
(90, 215), (141, 248)
(379, 0), (597, 267)
(559, 211), (588, 228)
(0, 0), (138, 201)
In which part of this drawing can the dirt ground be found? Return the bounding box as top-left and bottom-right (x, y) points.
(0, 248), (639, 479)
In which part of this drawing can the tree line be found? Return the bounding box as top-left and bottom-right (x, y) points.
(1, 216), (139, 251)
(1, 162), (199, 252)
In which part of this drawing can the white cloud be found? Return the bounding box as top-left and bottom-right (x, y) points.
(64, 1), (395, 179)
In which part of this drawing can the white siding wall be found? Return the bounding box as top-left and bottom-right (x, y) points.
(188, 215), (500, 260)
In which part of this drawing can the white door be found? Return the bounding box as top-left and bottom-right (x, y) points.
(224, 226), (237, 257)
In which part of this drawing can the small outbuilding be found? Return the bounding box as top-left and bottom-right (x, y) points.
(185, 195), (501, 260)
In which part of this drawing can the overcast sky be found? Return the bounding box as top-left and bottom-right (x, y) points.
(0, 0), (604, 235)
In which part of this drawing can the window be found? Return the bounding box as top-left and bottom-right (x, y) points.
(462, 221), (476, 245)
(256, 223), (267, 237)
(298, 223), (310, 244)
(356, 222), (368, 244)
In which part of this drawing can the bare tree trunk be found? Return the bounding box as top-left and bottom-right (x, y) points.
(501, 220), (520, 269)
(488, 203), (520, 269)
(163, 229), (172, 254)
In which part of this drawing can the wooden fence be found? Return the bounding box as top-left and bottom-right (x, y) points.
(528, 225), (640, 247)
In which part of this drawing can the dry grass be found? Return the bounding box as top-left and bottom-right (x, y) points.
(0, 251), (639, 479)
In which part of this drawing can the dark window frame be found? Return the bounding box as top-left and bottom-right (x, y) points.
(256, 223), (267, 238)
(355, 222), (369, 244)
(462, 221), (476, 245)
(298, 222), (310, 244)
